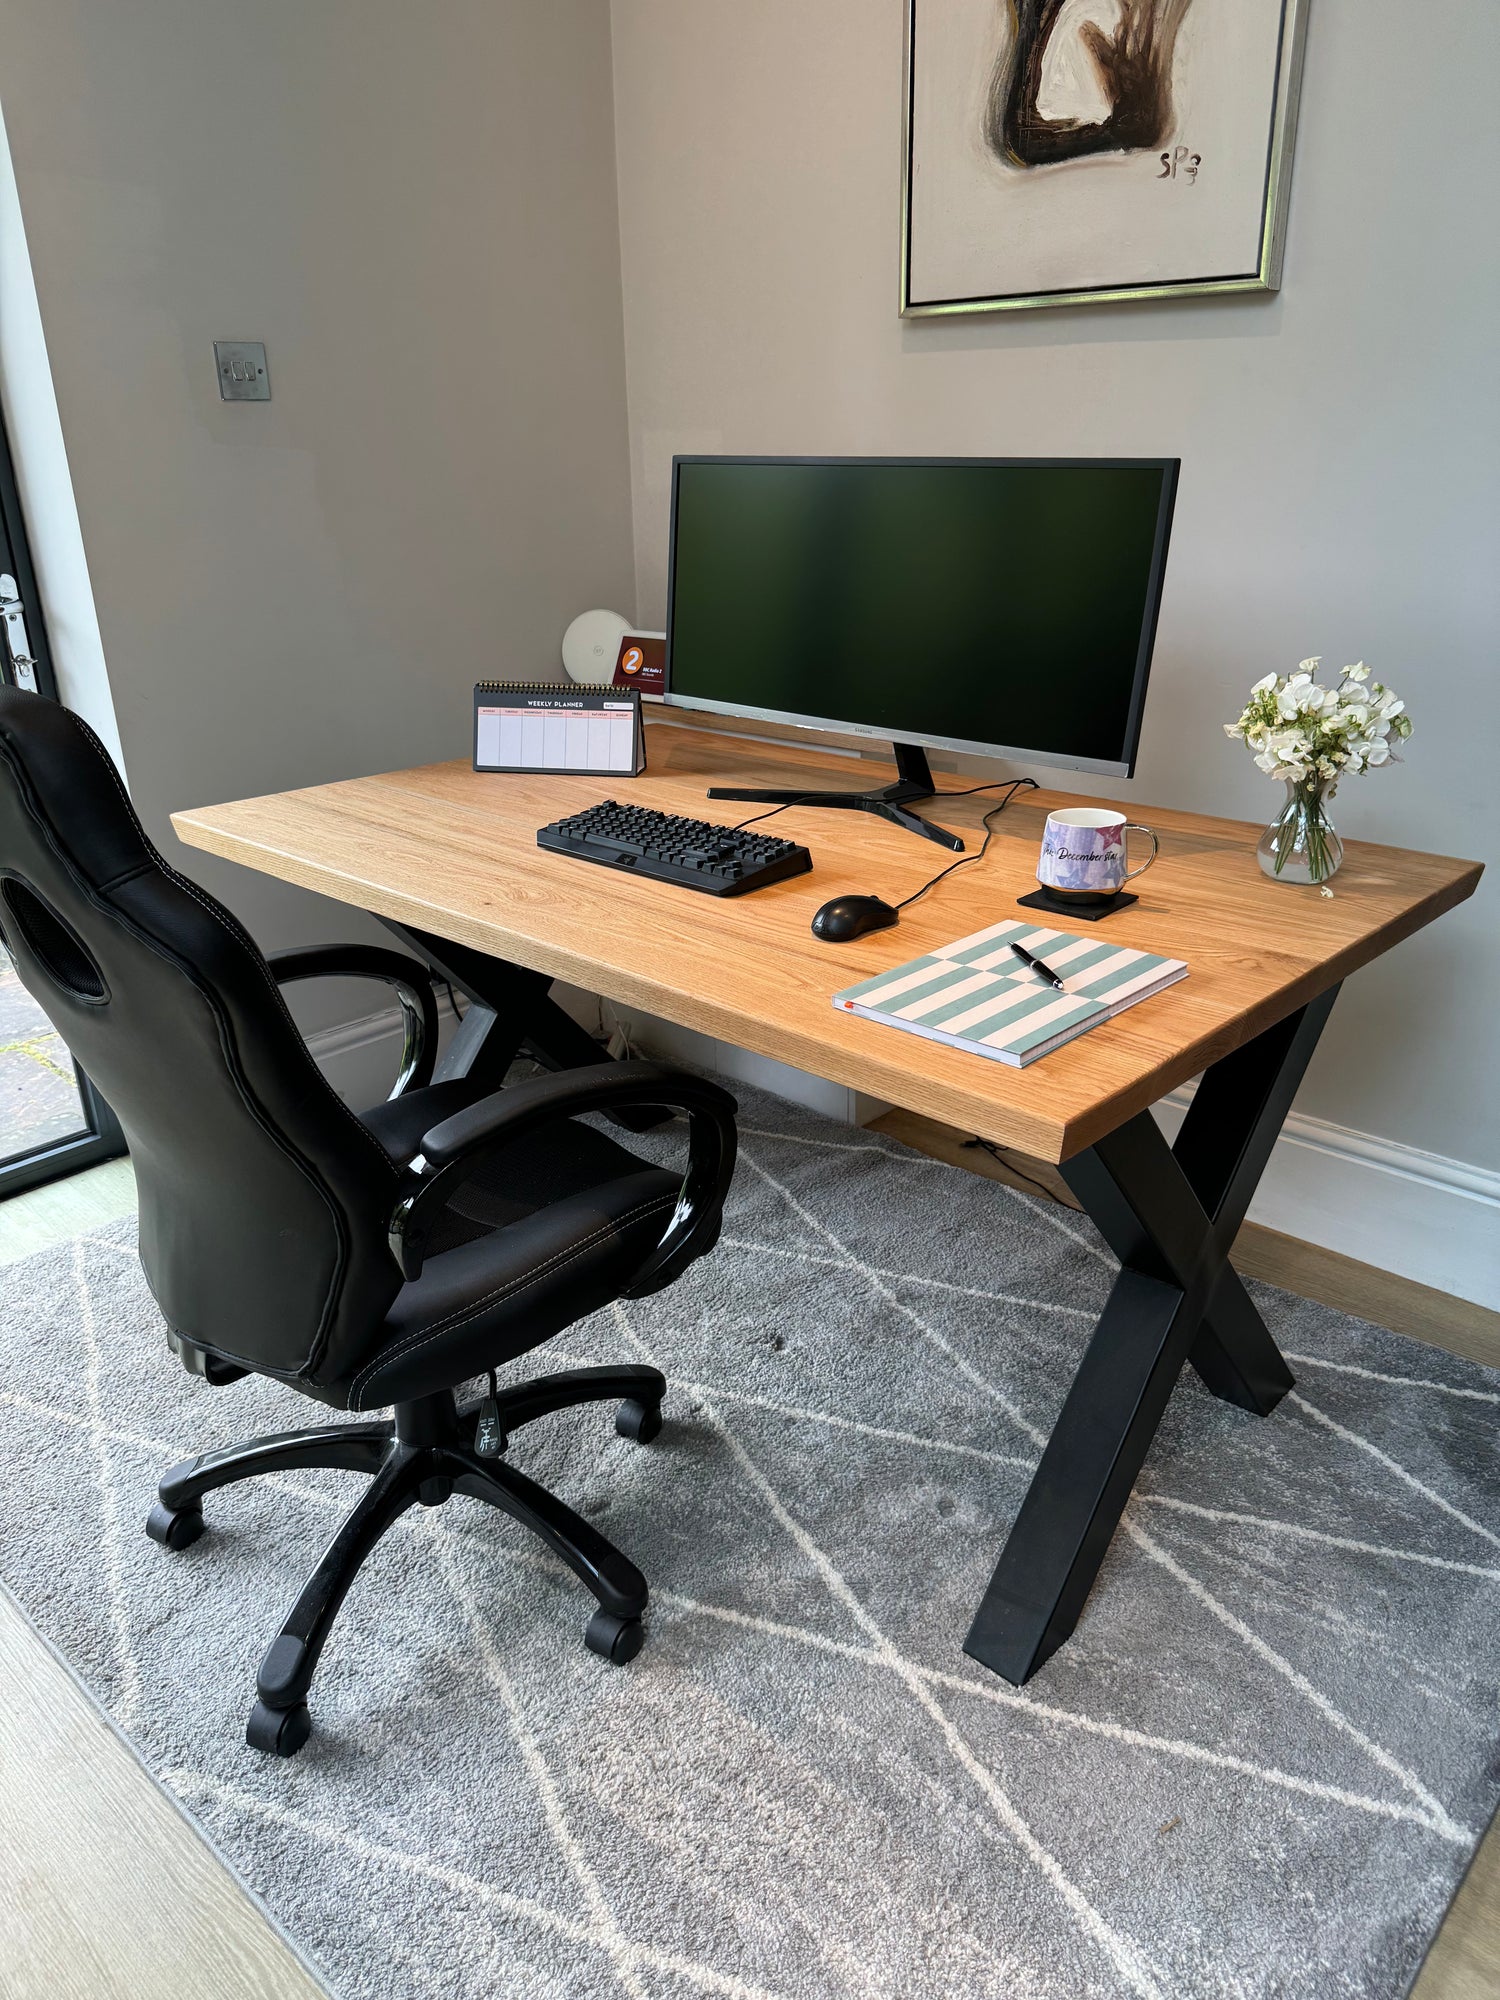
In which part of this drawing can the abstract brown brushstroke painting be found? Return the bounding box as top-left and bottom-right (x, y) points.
(988, 0), (1198, 168)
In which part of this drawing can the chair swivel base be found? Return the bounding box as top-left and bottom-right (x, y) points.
(145, 1364), (667, 1757)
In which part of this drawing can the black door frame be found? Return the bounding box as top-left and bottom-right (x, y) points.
(0, 417), (127, 1193)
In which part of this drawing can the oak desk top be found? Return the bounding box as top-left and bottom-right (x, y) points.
(172, 721), (1481, 1165)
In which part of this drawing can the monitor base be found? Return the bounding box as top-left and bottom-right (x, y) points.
(706, 742), (963, 853)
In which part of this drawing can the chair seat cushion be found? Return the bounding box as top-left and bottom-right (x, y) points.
(344, 1167), (679, 1410)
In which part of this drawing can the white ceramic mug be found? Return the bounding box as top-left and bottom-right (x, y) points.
(1037, 807), (1158, 901)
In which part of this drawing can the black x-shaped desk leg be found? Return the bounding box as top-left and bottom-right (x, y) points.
(964, 984), (1341, 1686)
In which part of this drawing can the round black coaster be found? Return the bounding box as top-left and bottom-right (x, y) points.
(1016, 886), (1138, 923)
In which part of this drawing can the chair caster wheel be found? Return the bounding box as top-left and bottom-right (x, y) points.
(145, 1501), (205, 1551)
(615, 1398), (662, 1445)
(246, 1700), (313, 1757)
(584, 1609), (645, 1665)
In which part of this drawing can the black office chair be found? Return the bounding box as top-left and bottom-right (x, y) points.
(0, 688), (736, 1755)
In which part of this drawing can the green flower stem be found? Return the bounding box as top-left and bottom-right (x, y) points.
(1272, 781), (1335, 883)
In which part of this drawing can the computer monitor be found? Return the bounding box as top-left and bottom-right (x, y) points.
(665, 455), (1179, 850)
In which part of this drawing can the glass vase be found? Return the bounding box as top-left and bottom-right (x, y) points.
(1256, 777), (1344, 885)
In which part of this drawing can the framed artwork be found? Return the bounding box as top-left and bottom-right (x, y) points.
(902, 0), (1309, 316)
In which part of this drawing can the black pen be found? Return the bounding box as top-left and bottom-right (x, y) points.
(1009, 940), (1067, 991)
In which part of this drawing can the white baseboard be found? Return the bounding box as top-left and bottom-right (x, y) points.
(1154, 1086), (1500, 1312)
(308, 997), (1500, 1314)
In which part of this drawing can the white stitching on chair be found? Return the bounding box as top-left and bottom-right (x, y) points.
(348, 1192), (674, 1403)
(348, 1192), (676, 1408)
(73, 715), (399, 1175)
(61, 718), (683, 1404)
(160, 870), (398, 1173)
(10, 719), (360, 1371)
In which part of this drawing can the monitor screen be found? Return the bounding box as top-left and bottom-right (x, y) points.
(665, 456), (1178, 775)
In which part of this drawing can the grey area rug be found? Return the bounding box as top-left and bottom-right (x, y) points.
(3, 1080), (1499, 2000)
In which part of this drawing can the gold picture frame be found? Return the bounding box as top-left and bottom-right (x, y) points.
(901, 0), (1311, 317)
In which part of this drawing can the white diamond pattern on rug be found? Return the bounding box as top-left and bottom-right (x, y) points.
(2, 1079), (1499, 2000)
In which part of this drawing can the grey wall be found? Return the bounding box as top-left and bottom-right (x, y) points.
(609, 0), (1500, 1174)
(2, 0), (1494, 1177)
(1, 0), (633, 1014)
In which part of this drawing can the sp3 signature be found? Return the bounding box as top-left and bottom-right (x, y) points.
(1158, 145), (1202, 183)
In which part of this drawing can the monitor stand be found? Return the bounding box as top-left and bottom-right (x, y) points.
(706, 741), (963, 853)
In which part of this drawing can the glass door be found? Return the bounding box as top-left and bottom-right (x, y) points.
(0, 418), (124, 1194)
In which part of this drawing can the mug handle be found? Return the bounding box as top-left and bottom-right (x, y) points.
(1122, 824), (1158, 880)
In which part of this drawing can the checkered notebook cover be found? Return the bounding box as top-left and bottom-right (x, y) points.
(832, 918), (1187, 1068)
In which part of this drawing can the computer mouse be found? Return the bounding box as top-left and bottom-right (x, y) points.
(811, 894), (900, 943)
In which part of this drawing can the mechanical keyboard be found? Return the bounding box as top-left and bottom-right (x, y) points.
(537, 800), (812, 896)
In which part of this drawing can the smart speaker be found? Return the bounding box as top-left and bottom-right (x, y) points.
(562, 609), (631, 687)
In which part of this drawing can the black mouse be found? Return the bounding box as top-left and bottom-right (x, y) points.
(811, 894), (900, 943)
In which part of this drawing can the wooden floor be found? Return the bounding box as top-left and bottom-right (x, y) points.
(0, 1588), (327, 2000)
(1417, 1822), (1500, 2000)
(2, 1139), (1498, 1999)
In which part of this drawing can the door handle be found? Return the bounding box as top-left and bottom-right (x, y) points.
(0, 574), (41, 692)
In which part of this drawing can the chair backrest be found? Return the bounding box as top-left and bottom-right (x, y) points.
(0, 688), (403, 1389)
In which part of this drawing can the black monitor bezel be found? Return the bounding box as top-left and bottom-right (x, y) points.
(663, 454), (1180, 778)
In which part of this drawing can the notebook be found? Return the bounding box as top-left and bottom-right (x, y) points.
(473, 682), (645, 777)
(831, 918), (1188, 1068)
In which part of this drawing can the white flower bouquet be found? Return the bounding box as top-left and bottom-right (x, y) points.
(1225, 659), (1413, 885)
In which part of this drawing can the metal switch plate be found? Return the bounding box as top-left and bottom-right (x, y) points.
(214, 340), (270, 401)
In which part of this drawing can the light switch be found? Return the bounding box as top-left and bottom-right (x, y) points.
(214, 340), (270, 401)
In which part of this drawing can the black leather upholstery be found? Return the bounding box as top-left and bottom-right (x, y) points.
(0, 688), (720, 1411)
(0, 689), (405, 1388)
(354, 1078), (682, 1404)
(349, 1172), (676, 1408)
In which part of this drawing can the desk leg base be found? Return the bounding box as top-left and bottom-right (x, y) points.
(964, 987), (1340, 1686)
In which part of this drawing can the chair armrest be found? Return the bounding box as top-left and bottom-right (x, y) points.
(267, 944), (440, 1098)
(388, 1060), (738, 1286)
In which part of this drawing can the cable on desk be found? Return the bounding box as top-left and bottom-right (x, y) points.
(730, 796), (824, 832)
(892, 779), (1039, 912)
(734, 779), (1040, 892)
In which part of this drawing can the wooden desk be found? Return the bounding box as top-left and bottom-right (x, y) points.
(174, 721), (1482, 1684)
(174, 721), (1477, 1162)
